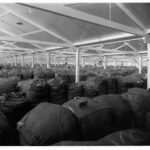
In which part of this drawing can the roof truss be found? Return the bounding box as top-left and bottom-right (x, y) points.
(1, 4), (73, 46)
(20, 3), (145, 36)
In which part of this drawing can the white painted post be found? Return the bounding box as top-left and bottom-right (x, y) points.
(75, 47), (80, 83)
(103, 56), (107, 69)
(113, 59), (116, 67)
(38, 53), (41, 66)
(14, 56), (17, 67)
(65, 57), (68, 65)
(138, 55), (142, 74)
(10, 56), (13, 66)
(31, 53), (34, 68)
(22, 55), (25, 67)
(147, 43), (150, 90)
(46, 51), (50, 68)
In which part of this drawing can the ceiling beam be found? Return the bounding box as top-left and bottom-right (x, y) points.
(1, 4), (73, 46)
(0, 11), (9, 18)
(0, 29), (16, 36)
(13, 29), (43, 38)
(0, 36), (69, 47)
(31, 43), (45, 49)
(103, 50), (147, 56)
(86, 46), (122, 53)
(113, 43), (126, 50)
(125, 42), (138, 52)
(116, 3), (146, 31)
(20, 3), (145, 36)
(0, 46), (41, 52)
(2, 41), (18, 48)
(0, 49), (24, 54)
(77, 37), (143, 48)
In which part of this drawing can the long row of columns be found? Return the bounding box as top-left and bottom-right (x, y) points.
(0, 45), (148, 88)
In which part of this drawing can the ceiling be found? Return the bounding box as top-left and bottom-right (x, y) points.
(0, 3), (149, 59)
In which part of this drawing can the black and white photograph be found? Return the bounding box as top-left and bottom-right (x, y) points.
(0, 1), (149, 147)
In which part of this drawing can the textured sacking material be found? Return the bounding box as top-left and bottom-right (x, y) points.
(63, 97), (115, 140)
(121, 92), (150, 129)
(17, 79), (49, 106)
(93, 94), (134, 130)
(17, 102), (80, 145)
(97, 129), (150, 145)
(83, 76), (108, 98)
(0, 76), (20, 94)
(48, 78), (68, 104)
(67, 82), (83, 100)
(0, 92), (33, 127)
(27, 78), (50, 106)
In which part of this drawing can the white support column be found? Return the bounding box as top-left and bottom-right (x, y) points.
(31, 53), (35, 68)
(38, 53), (41, 66)
(75, 47), (80, 83)
(46, 51), (50, 68)
(22, 55), (25, 67)
(147, 43), (150, 90)
(14, 55), (17, 67)
(103, 56), (107, 69)
(65, 57), (68, 65)
(138, 55), (142, 74)
(81, 56), (84, 68)
(113, 59), (116, 67)
(10, 56), (13, 66)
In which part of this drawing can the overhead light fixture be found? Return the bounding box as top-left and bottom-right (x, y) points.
(17, 21), (23, 25)
(16, 17), (24, 25)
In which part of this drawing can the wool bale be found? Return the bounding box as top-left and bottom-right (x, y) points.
(97, 129), (150, 145)
(122, 92), (150, 129)
(0, 92), (33, 127)
(0, 76), (20, 94)
(63, 97), (115, 140)
(93, 94), (134, 130)
(48, 78), (68, 104)
(17, 102), (80, 145)
(21, 68), (34, 80)
(83, 76), (108, 98)
(67, 82), (83, 100)
(27, 78), (50, 106)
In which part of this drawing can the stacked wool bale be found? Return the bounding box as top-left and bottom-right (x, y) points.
(63, 97), (115, 141)
(0, 76), (20, 94)
(54, 129), (150, 146)
(0, 92), (33, 127)
(17, 102), (81, 145)
(82, 76), (108, 98)
(0, 65), (148, 146)
(47, 74), (68, 104)
(17, 78), (50, 106)
(121, 88), (150, 129)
